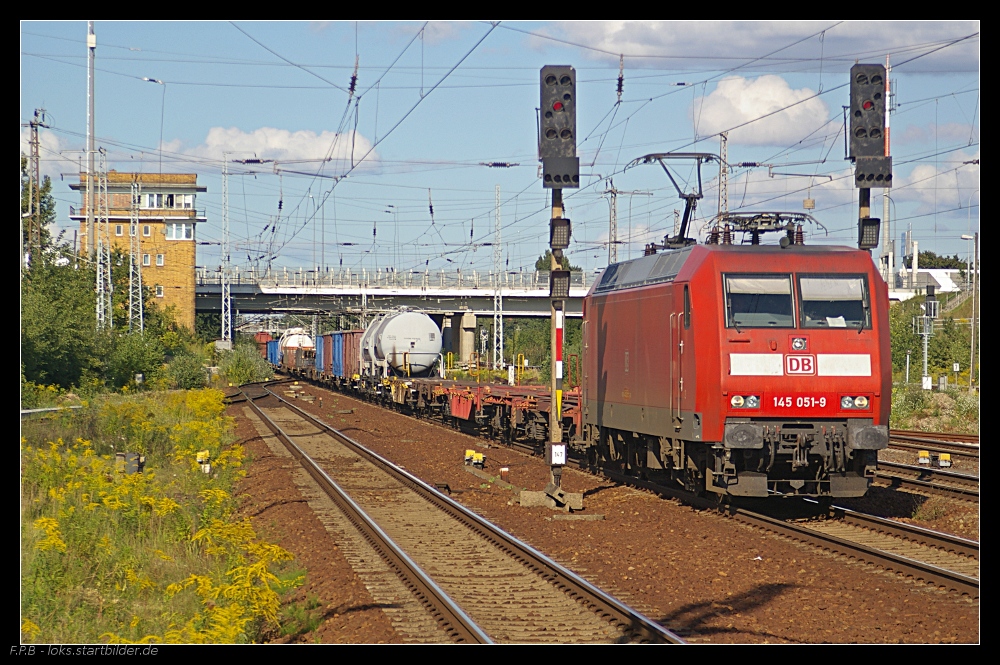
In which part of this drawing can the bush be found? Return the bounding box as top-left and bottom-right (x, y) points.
(218, 343), (273, 386)
(168, 354), (208, 389)
(20, 389), (299, 644)
(105, 333), (165, 389)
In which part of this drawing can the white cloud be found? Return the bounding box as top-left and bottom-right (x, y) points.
(692, 75), (830, 146)
(891, 149), (979, 210)
(896, 122), (977, 147)
(178, 126), (379, 171)
(19, 127), (76, 181)
(423, 21), (471, 45)
(549, 21), (980, 72)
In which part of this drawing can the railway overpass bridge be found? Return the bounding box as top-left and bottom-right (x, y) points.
(195, 267), (596, 320)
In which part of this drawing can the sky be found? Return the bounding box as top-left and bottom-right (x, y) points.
(20, 21), (980, 277)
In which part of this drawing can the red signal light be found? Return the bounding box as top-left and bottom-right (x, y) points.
(552, 101), (564, 112)
(863, 100), (874, 110)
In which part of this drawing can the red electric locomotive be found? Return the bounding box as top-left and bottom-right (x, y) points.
(579, 215), (890, 499)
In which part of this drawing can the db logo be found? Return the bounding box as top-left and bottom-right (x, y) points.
(785, 355), (815, 375)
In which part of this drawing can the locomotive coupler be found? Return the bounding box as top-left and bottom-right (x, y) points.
(791, 433), (810, 469)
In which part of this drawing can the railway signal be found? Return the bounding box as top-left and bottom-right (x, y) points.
(850, 64), (892, 189)
(536, 65), (583, 512)
(850, 64), (887, 159)
(540, 65), (579, 189)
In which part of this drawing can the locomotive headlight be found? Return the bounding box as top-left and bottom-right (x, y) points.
(854, 395), (869, 409)
(792, 337), (808, 351)
(745, 395), (760, 408)
(841, 396), (855, 409)
(731, 395), (745, 408)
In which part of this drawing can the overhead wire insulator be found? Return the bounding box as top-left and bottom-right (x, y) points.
(616, 54), (624, 102)
(348, 55), (359, 97)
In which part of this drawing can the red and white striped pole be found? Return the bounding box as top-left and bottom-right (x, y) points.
(548, 190), (566, 492)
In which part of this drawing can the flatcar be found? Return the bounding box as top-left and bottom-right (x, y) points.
(578, 238), (890, 498)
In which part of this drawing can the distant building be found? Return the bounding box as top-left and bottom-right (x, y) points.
(70, 172), (207, 330)
(896, 268), (963, 292)
(891, 267), (966, 302)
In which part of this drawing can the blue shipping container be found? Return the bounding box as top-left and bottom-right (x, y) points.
(315, 334), (325, 374)
(332, 332), (344, 378)
(267, 340), (281, 366)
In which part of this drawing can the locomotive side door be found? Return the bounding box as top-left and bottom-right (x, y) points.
(671, 283), (696, 433)
(670, 312), (680, 427)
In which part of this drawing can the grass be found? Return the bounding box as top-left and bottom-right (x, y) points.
(889, 385), (979, 434)
(278, 593), (325, 639)
(20, 389), (300, 644)
(912, 497), (950, 522)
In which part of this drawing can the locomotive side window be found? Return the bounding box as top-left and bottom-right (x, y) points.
(798, 275), (870, 329)
(724, 275), (794, 328)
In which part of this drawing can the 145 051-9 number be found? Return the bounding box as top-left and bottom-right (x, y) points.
(773, 396), (827, 408)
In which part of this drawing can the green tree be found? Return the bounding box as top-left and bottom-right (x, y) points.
(901, 250), (964, 269)
(889, 299), (922, 374)
(21, 254), (101, 388)
(20, 154), (56, 252)
(195, 312), (222, 343)
(534, 250), (580, 272)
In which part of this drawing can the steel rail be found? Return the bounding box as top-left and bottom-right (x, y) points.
(831, 506), (979, 559)
(262, 386), (685, 644)
(581, 468), (979, 598)
(725, 506), (980, 598)
(890, 429), (979, 445)
(875, 461), (979, 501)
(241, 386), (493, 644)
(887, 438), (979, 458)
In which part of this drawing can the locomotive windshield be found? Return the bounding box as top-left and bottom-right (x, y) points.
(798, 275), (870, 329)
(724, 275), (794, 328)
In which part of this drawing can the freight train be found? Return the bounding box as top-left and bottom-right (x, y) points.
(272, 225), (890, 500)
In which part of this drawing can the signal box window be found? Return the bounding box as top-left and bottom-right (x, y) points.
(799, 275), (870, 329)
(156, 254), (164, 266)
(166, 223), (193, 240)
(724, 274), (794, 328)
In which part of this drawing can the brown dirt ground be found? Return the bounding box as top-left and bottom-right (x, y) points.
(231, 385), (980, 644)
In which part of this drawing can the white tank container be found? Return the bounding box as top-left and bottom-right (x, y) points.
(279, 327), (314, 351)
(362, 311), (441, 375)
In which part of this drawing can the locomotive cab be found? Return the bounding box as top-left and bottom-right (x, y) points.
(716, 260), (890, 497)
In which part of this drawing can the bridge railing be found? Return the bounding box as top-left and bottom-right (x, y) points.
(196, 267), (595, 291)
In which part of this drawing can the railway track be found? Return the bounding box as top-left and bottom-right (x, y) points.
(269, 376), (979, 601)
(888, 429), (979, 459)
(238, 382), (684, 644)
(591, 467), (979, 599)
(874, 461), (979, 502)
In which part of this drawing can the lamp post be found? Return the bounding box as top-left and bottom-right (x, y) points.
(961, 234), (973, 289)
(142, 77), (166, 174)
(385, 204), (397, 270)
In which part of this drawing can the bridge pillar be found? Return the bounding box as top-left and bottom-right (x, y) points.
(459, 312), (477, 367)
